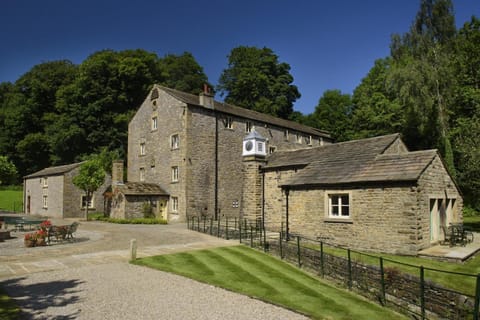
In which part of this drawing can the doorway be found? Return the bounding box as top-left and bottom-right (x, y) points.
(157, 199), (167, 220)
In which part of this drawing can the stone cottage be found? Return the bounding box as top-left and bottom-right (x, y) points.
(23, 162), (111, 218)
(126, 85), (332, 222)
(250, 133), (462, 254)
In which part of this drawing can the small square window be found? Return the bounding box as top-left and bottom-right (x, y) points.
(171, 166), (179, 182)
(81, 195), (94, 209)
(171, 134), (179, 149)
(328, 193), (350, 218)
(140, 167), (145, 182)
(151, 116), (158, 130)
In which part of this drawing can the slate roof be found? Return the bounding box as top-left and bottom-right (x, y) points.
(24, 162), (84, 179)
(156, 85), (331, 139)
(264, 134), (438, 186)
(115, 182), (169, 196)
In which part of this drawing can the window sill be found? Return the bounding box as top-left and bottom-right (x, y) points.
(323, 218), (353, 224)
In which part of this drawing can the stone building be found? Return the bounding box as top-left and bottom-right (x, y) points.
(252, 133), (463, 254)
(23, 163), (111, 218)
(127, 85), (332, 222)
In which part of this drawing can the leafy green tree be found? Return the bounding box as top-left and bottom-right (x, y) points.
(73, 158), (106, 219)
(159, 52), (211, 94)
(308, 90), (352, 142)
(218, 46), (300, 119)
(0, 156), (17, 185)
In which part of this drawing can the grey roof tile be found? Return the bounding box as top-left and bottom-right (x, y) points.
(24, 162), (84, 179)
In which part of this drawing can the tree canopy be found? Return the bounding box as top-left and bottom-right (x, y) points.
(73, 158), (106, 219)
(218, 46), (300, 119)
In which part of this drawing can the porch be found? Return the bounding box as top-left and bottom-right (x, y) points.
(419, 232), (480, 262)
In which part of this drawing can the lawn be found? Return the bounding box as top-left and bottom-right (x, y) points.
(133, 245), (406, 320)
(0, 186), (23, 212)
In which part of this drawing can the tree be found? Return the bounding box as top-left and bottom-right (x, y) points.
(158, 52), (212, 94)
(218, 46), (300, 119)
(73, 158), (106, 219)
(0, 156), (17, 185)
(309, 90), (352, 142)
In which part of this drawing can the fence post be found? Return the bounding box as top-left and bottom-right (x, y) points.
(197, 216), (200, 232)
(297, 236), (301, 268)
(320, 241), (324, 278)
(474, 274), (480, 320)
(420, 266), (425, 320)
(380, 257), (386, 305)
(210, 218), (213, 235)
(279, 232), (283, 259)
(203, 216), (206, 233)
(226, 217), (229, 240)
(239, 224), (242, 243)
(250, 225), (253, 247)
(234, 217), (237, 231)
(347, 249), (352, 289)
(217, 218), (221, 237)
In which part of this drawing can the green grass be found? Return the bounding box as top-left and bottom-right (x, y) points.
(308, 242), (479, 296)
(0, 187), (23, 212)
(0, 287), (20, 319)
(464, 215), (480, 232)
(133, 246), (406, 320)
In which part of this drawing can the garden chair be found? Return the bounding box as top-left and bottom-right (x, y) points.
(65, 222), (79, 241)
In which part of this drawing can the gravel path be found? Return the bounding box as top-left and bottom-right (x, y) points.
(1, 219), (308, 319)
(3, 262), (308, 320)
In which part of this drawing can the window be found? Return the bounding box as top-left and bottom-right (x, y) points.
(257, 142), (263, 152)
(171, 197), (178, 212)
(171, 134), (179, 149)
(140, 142), (146, 156)
(139, 167), (145, 181)
(224, 117), (233, 129)
(151, 116), (158, 130)
(269, 146), (276, 154)
(306, 135), (312, 145)
(171, 166), (179, 182)
(284, 130), (289, 141)
(245, 121), (252, 133)
(42, 177), (48, 187)
(328, 194), (350, 218)
(81, 195), (94, 209)
(296, 133), (302, 144)
(42, 195), (48, 208)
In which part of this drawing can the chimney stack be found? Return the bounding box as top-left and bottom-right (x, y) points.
(199, 84), (214, 109)
(112, 160), (124, 185)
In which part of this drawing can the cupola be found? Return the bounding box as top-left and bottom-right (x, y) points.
(242, 129), (267, 158)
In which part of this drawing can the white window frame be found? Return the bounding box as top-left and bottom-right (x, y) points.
(171, 166), (179, 182)
(296, 133), (302, 144)
(81, 195), (94, 209)
(306, 135), (312, 145)
(284, 129), (289, 141)
(151, 116), (158, 131)
(139, 167), (145, 182)
(171, 197), (178, 212)
(42, 195), (48, 208)
(42, 177), (48, 187)
(326, 192), (351, 219)
(171, 134), (179, 149)
(140, 142), (146, 156)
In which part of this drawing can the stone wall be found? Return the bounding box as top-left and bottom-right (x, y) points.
(24, 175), (64, 218)
(416, 155), (463, 249)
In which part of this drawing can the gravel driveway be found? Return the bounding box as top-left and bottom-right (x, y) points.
(1, 220), (308, 319)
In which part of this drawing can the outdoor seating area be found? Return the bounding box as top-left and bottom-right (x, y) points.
(442, 223), (474, 247)
(1, 216), (44, 231)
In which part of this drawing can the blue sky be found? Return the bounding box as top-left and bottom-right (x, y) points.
(0, 0), (478, 114)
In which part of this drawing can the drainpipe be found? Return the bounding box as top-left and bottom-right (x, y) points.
(285, 187), (290, 241)
(214, 113), (219, 220)
(261, 168), (265, 243)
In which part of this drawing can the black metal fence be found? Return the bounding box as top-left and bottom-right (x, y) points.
(187, 216), (480, 320)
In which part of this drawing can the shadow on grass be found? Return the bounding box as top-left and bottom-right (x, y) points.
(1, 277), (84, 319)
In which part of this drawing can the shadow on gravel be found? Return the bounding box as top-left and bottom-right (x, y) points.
(1, 277), (84, 319)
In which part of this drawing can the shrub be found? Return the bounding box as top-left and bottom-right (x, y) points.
(463, 206), (479, 217)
